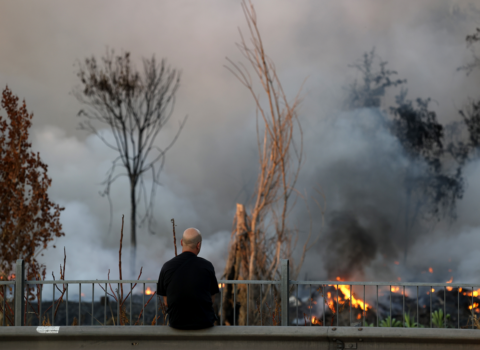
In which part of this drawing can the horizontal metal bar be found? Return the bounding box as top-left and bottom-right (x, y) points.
(24, 280), (159, 285)
(24, 279), (280, 285)
(217, 280), (280, 285)
(0, 282), (14, 285)
(290, 281), (480, 288)
(16, 279), (480, 288)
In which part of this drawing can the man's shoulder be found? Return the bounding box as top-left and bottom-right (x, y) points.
(161, 255), (184, 271)
(196, 256), (215, 269)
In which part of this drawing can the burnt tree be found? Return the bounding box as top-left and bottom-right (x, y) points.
(345, 50), (465, 263)
(73, 51), (186, 272)
(221, 1), (315, 326)
(459, 28), (480, 155)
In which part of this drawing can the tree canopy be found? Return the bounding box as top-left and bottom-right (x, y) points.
(0, 86), (64, 279)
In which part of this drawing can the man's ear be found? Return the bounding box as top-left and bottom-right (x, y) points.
(197, 242), (201, 250)
(180, 239), (184, 247)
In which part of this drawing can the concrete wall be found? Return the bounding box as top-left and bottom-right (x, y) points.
(1, 326), (480, 350)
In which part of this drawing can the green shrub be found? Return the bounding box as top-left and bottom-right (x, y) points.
(432, 309), (450, 328)
(380, 316), (403, 327)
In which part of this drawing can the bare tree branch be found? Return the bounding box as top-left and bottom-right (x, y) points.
(73, 49), (186, 268)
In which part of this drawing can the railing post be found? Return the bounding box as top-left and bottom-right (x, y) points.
(14, 259), (25, 326)
(281, 259), (289, 326)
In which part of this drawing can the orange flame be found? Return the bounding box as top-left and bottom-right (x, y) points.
(218, 283), (225, 289)
(145, 287), (153, 295)
(469, 303), (479, 310)
(428, 268), (433, 273)
(333, 284), (371, 311)
(446, 277), (453, 284)
(466, 288), (480, 297)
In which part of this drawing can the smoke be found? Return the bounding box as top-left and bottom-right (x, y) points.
(323, 212), (380, 280)
(31, 126), (231, 280)
(296, 109), (409, 280)
(299, 104), (480, 284)
(1, 0), (480, 284)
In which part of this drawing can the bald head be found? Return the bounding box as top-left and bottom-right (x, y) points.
(181, 228), (202, 254)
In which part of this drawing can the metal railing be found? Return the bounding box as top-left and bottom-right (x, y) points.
(1, 259), (479, 328)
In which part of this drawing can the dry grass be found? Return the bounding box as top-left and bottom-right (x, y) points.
(97, 215), (160, 326)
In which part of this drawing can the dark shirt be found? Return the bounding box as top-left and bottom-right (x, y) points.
(157, 252), (220, 330)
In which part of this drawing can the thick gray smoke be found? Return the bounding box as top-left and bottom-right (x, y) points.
(296, 109), (411, 281)
(1, 1), (480, 285)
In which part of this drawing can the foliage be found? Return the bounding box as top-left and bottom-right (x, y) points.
(0, 86), (64, 279)
(403, 312), (423, 328)
(432, 309), (450, 328)
(379, 316), (403, 327)
(459, 100), (480, 150)
(344, 48), (405, 110)
(458, 27), (480, 76)
(458, 28), (480, 153)
(363, 314), (423, 328)
(389, 90), (464, 223)
(345, 50), (466, 262)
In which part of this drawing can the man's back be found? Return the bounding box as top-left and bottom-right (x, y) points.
(157, 252), (219, 330)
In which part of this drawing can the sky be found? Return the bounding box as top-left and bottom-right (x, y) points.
(1, 0), (480, 284)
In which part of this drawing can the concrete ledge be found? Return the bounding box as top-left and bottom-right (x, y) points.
(1, 326), (480, 350)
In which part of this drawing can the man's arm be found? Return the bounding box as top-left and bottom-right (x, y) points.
(158, 267), (168, 307)
(209, 263), (220, 305)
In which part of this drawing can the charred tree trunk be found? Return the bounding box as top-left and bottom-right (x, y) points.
(130, 177), (137, 275)
(222, 204), (250, 325)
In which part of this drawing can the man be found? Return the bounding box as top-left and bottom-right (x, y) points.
(157, 228), (220, 329)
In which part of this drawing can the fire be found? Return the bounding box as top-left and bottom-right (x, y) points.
(459, 287), (463, 293)
(356, 313), (362, 320)
(469, 303), (479, 310)
(218, 283), (225, 289)
(311, 316), (322, 325)
(145, 287), (153, 295)
(446, 277), (453, 284)
(389, 286), (408, 296)
(428, 268), (433, 273)
(431, 288), (435, 293)
(466, 288), (480, 297)
(447, 287), (453, 292)
(334, 284), (371, 311)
